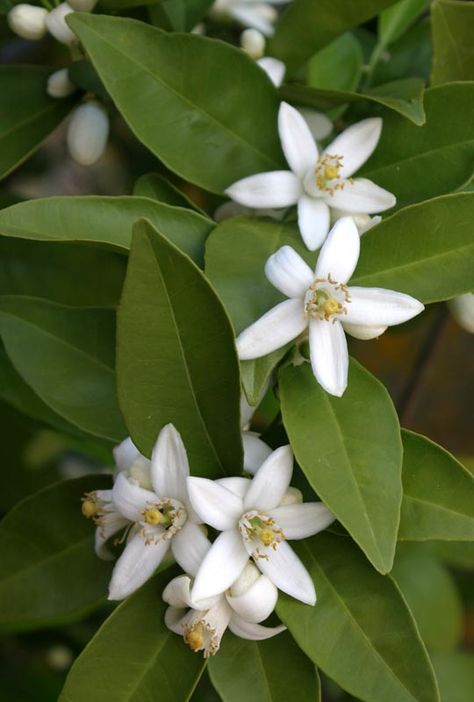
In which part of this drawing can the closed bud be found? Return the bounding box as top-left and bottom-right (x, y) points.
(67, 101), (109, 166)
(67, 0), (97, 10)
(45, 3), (76, 45)
(240, 28), (265, 59)
(7, 4), (48, 40)
(47, 68), (76, 98)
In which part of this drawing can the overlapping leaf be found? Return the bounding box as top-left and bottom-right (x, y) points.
(431, 0), (474, 85)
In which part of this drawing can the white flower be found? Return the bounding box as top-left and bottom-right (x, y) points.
(241, 28), (266, 59)
(226, 102), (395, 250)
(330, 207), (381, 236)
(67, 101), (109, 166)
(47, 68), (76, 99)
(7, 4), (48, 40)
(163, 560), (285, 657)
(449, 293), (474, 333)
(45, 3), (77, 45)
(236, 217), (424, 396)
(211, 0), (287, 36)
(241, 389), (273, 473)
(187, 445), (334, 605)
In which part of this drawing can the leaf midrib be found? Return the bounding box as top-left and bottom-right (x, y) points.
(365, 138), (474, 177)
(0, 100), (66, 144)
(403, 493), (474, 521)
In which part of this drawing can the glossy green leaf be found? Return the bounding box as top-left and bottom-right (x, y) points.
(148, 0), (214, 31)
(280, 360), (402, 574)
(277, 533), (439, 702)
(434, 541), (474, 571)
(133, 172), (205, 214)
(398, 430), (474, 541)
(351, 193), (474, 303)
(308, 33), (363, 93)
(431, 0), (474, 86)
(240, 350), (286, 407)
(431, 653), (474, 702)
(0, 297), (126, 442)
(0, 196), (213, 266)
(68, 60), (107, 100)
(378, 0), (429, 47)
(392, 543), (462, 653)
(282, 77), (426, 125)
(268, 0), (398, 72)
(68, 14), (284, 194)
(0, 65), (76, 180)
(362, 83), (474, 207)
(59, 573), (206, 702)
(117, 219), (242, 475)
(0, 476), (112, 631)
(208, 632), (320, 702)
(372, 17), (432, 85)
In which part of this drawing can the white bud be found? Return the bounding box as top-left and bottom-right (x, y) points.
(67, 101), (109, 166)
(257, 57), (286, 87)
(45, 3), (77, 45)
(240, 28), (265, 59)
(330, 208), (381, 236)
(67, 0), (97, 10)
(191, 22), (205, 35)
(7, 4), (48, 40)
(449, 293), (474, 334)
(279, 487), (303, 506)
(47, 68), (76, 98)
(229, 562), (260, 597)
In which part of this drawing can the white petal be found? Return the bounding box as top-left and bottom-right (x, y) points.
(449, 293), (474, 333)
(171, 521), (210, 577)
(216, 476), (252, 498)
(150, 423), (189, 501)
(325, 118), (382, 178)
(309, 318), (349, 397)
(225, 171), (301, 209)
(297, 108), (332, 141)
(162, 574), (193, 608)
(112, 472), (157, 522)
(229, 614), (286, 640)
(265, 245), (313, 298)
(108, 531), (169, 600)
(192, 530), (249, 601)
(94, 512), (129, 561)
(113, 437), (141, 473)
(252, 541), (316, 605)
(164, 606), (188, 635)
(297, 196), (330, 251)
(237, 298), (307, 360)
(244, 445), (293, 512)
(342, 321), (388, 340)
(345, 287), (425, 327)
(186, 477), (243, 531)
(231, 5), (274, 35)
(314, 216), (360, 284)
(328, 178), (396, 214)
(243, 433), (273, 474)
(226, 574), (278, 623)
(278, 102), (318, 178)
(267, 502), (335, 539)
(257, 57), (286, 87)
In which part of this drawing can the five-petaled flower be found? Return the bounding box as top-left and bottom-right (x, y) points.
(236, 217), (424, 397)
(226, 102), (396, 250)
(187, 444), (334, 605)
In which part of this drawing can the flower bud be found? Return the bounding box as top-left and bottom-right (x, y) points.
(449, 293), (474, 334)
(7, 4), (48, 40)
(240, 28), (265, 60)
(67, 101), (109, 166)
(67, 0), (97, 10)
(45, 3), (76, 45)
(229, 562), (260, 597)
(47, 68), (76, 98)
(257, 57), (285, 87)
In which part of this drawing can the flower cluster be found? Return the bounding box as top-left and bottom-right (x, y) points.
(84, 424), (334, 657)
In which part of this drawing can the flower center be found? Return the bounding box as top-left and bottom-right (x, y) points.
(183, 618), (219, 658)
(315, 153), (344, 195)
(143, 506), (172, 527)
(140, 498), (186, 544)
(81, 495), (99, 519)
(304, 275), (350, 321)
(239, 511), (286, 559)
(184, 623), (205, 651)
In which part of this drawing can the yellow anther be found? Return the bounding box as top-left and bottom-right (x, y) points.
(259, 527), (275, 547)
(185, 627), (204, 651)
(324, 165), (339, 180)
(143, 508), (163, 526)
(323, 298), (341, 317)
(81, 499), (97, 519)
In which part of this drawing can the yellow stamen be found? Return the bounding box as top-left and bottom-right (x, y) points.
(143, 508), (164, 526)
(322, 298), (342, 317)
(81, 498), (97, 519)
(259, 527), (275, 547)
(185, 626), (204, 651)
(324, 164), (339, 180)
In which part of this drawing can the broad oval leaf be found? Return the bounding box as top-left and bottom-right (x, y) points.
(378, 0), (429, 47)
(208, 632), (320, 702)
(117, 219), (242, 476)
(133, 172), (205, 214)
(362, 83), (474, 207)
(0, 476), (112, 631)
(68, 14), (285, 194)
(277, 533), (440, 702)
(0, 297), (126, 442)
(307, 33), (363, 93)
(280, 360), (402, 574)
(398, 430), (474, 541)
(59, 572), (206, 702)
(0, 65), (76, 180)
(0, 196), (213, 266)
(431, 653), (474, 702)
(431, 0), (474, 85)
(351, 193), (474, 303)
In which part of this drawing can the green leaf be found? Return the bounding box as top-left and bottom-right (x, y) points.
(277, 533), (439, 702)
(0, 476), (112, 631)
(351, 193), (474, 303)
(148, 0), (214, 31)
(133, 172), (205, 214)
(434, 540), (474, 571)
(208, 632), (320, 702)
(392, 544), (462, 653)
(378, 0), (429, 47)
(431, 0), (474, 86)
(0, 297), (126, 442)
(362, 83), (474, 207)
(0, 196), (213, 266)
(240, 351), (286, 407)
(280, 360), (402, 574)
(0, 65), (76, 180)
(372, 17), (432, 85)
(431, 653), (474, 702)
(398, 430), (474, 542)
(268, 0), (398, 72)
(308, 33), (363, 93)
(68, 60), (107, 100)
(117, 219), (242, 475)
(281, 77), (426, 125)
(59, 572), (206, 702)
(68, 14), (284, 194)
